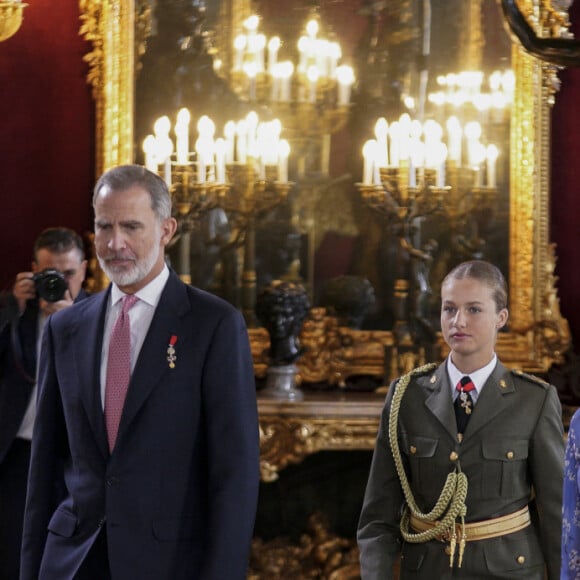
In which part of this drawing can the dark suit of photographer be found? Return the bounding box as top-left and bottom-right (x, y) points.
(0, 227), (87, 579)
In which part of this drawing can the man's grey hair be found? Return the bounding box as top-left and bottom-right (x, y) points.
(93, 164), (172, 221)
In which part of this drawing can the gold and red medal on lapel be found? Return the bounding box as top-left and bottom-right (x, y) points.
(167, 335), (177, 369)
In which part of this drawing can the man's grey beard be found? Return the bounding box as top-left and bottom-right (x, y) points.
(97, 247), (159, 288)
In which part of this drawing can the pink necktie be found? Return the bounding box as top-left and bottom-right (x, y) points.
(105, 294), (138, 452)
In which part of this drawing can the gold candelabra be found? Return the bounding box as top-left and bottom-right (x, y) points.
(357, 157), (498, 374)
(144, 110), (293, 325)
(224, 10), (354, 177)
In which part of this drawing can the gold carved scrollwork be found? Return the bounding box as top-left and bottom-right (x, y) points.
(259, 416), (380, 482)
(259, 389), (384, 478)
(249, 512), (360, 579)
(80, 0), (135, 175)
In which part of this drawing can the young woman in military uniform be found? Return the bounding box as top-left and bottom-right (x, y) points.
(358, 260), (564, 579)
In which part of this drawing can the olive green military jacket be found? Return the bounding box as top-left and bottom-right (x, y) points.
(357, 360), (564, 579)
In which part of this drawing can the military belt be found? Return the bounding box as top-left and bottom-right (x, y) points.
(409, 506), (531, 542)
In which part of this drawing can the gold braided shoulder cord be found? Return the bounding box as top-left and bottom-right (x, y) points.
(388, 363), (469, 567)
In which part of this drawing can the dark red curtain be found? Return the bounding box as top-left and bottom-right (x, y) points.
(551, 2), (580, 355)
(0, 0), (94, 291)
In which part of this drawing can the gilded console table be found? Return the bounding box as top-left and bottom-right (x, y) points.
(258, 391), (385, 482)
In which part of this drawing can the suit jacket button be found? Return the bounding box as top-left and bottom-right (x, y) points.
(410, 445), (417, 454)
(517, 555), (525, 565)
(506, 451), (514, 459)
(449, 451), (458, 461)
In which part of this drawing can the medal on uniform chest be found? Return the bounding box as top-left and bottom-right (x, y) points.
(459, 391), (472, 415)
(167, 335), (177, 369)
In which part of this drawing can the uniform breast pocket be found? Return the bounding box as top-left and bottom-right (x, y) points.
(481, 439), (529, 498)
(401, 434), (439, 495)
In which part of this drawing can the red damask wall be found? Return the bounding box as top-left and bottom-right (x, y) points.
(0, 0), (94, 289)
(0, 1), (578, 358)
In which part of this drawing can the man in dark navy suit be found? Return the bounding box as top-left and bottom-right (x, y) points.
(21, 165), (260, 579)
(0, 227), (87, 579)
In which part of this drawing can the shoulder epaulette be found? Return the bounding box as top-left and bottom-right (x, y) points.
(395, 362), (438, 386)
(511, 368), (550, 389)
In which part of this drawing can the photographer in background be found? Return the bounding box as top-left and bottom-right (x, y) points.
(0, 227), (87, 578)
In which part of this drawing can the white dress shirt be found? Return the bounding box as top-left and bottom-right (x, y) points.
(16, 313), (47, 440)
(447, 354), (497, 405)
(100, 265), (170, 408)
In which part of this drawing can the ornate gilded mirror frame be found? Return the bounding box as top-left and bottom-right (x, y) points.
(79, 0), (571, 382)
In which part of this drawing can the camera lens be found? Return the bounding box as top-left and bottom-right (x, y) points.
(33, 269), (68, 302)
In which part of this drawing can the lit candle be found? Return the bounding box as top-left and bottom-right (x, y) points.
(389, 121), (400, 167)
(197, 115), (216, 140)
(175, 108), (190, 165)
(374, 117), (389, 168)
(244, 62), (259, 101)
(256, 122), (268, 179)
(336, 65), (354, 106)
(246, 111), (259, 164)
(471, 142), (486, 187)
(268, 36), (280, 74)
(279, 61), (294, 102)
(307, 65), (319, 104)
(398, 113), (412, 162)
(486, 144), (499, 188)
(328, 41), (341, 78)
(236, 120), (248, 164)
(362, 140), (375, 185)
(297, 36), (308, 73)
(233, 35), (246, 71)
(164, 159), (172, 188)
(142, 135), (158, 172)
(214, 138), (227, 183)
(277, 139), (290, 182)
(195, 138), (206, 183)
(434, 142), (448, 188)
(224, 121), (236, 164)
(446, 116), (462, 164)
(153, 116), (173, 187)
(409, 142), (424, 188)
(464, 121), (482, 167)
(316, 39), (327, 77)
(256, 33), (266, 72)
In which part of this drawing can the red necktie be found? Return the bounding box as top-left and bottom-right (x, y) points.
(105, 294), (138, 452)
(454, 376), (475, 435)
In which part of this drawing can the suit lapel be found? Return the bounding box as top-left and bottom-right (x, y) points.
(422, 360), (516, 442)
(423, 363), (457, 441)
(115, 273), (191, 445)
(464, 362), (515, 438)
(72, 289), (110, 459)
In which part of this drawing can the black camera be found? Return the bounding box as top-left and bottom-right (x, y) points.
(33, 269), (68, 302)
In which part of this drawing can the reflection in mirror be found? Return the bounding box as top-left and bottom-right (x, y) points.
(352, 0), (513, 365)
(82, 0), (572, 381)
(134, 1), (512, 337)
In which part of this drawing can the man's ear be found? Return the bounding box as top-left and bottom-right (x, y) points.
(161, 217), (178, 245)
